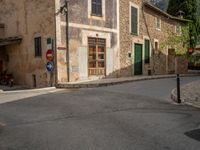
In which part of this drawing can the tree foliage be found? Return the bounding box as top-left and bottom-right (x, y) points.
(150, 0), (169, 11)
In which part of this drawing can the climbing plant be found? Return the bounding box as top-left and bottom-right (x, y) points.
(160, 25), (190, 56)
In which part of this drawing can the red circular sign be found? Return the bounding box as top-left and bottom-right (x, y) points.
(46, 50), (54, 61)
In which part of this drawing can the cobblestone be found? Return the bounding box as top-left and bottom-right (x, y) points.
(171, 80), (200, 108)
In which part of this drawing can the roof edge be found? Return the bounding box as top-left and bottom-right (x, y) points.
(143, 2), (191, 23)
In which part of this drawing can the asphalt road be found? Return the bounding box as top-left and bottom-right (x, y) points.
(0, 76), (200, 150)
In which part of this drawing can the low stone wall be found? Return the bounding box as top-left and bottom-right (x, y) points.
(176, 55), (188, 74)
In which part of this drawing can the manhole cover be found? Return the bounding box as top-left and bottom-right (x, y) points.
(185, 129), (200, 141)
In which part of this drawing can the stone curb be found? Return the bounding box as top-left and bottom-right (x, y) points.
(171, 86), (200, 109)
(57, 74), (200, 89)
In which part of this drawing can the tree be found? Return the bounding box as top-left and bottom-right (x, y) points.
(150, 0), (169, 11)
(167, 0), (200, 48)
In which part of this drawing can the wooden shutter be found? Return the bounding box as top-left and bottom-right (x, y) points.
(145, 39), (150, 64)
(131, 6), (138, 34)
(34, 37), (42, 57)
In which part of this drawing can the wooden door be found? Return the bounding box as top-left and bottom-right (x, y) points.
(0, 60), (3, 74)
(88, 37), (106, 76)
(134, 44), (143, 75)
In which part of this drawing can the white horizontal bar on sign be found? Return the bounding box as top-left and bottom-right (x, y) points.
(61, 22), (118, 33)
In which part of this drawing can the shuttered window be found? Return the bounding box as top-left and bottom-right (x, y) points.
(131, 6), (138, 35)
(92, 0), (102, 16)
(144, 39), (150, 64)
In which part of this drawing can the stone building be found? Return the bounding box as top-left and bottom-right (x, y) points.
(0, 0), (55, 88)
(0, 0), (119, 87)
(119, 0), (189, 76)
(55, 0), (119, 83)
(0, 0), (189, 88)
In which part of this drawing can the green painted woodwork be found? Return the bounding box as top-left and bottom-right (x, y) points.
(134, 44), (143, 75)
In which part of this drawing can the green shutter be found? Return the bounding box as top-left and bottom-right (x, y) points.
(145, 39), (150, 64)
(131, 7), (138, 34)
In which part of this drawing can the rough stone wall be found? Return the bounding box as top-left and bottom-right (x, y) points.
(0, 0), (55, 88)
(176, 56), (188, 74)
(119, 0), (187, 76)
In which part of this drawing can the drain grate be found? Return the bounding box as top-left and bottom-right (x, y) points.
(185, 129), (200, 141)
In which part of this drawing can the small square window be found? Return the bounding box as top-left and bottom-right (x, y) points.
(176, 25), (181, 34)
(34, 37), (42, 57)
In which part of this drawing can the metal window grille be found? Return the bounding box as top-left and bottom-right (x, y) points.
(34, 37), (42, 57)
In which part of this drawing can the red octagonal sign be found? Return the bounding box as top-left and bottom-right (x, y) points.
(46, 50), (54, 61)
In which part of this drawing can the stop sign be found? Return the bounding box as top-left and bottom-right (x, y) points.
(46, 50), (54, 61)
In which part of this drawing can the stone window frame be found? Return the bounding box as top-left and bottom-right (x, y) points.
(155, 16), (161, 31)
(175, 24), (181, 35)
(129, 2), (140, 35)
(88, 0), (105, 21)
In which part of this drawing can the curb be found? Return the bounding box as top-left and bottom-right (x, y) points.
(171, 87), (200, 109)
(0, 87), (56, 94)
(57, 74), (200, 89)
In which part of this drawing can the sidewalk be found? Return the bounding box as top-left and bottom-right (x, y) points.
(56, 74), (200, 89)
(0, 85), (27, 92)
(171, 80), (200, 108)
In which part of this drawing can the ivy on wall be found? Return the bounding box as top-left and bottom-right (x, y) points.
(160, 25), (190, 56)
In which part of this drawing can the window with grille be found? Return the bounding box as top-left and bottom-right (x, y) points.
(91, 0), (102, 16)
(34, 37), (42, 57)
(88, 37), (106, 76)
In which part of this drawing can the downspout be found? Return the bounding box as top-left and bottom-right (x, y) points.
(65, 0), (70, 82)
(54, 0), (58, 86)
(142, 0), (155, 75)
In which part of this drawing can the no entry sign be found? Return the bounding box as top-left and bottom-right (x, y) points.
(46, 49), (54, 61)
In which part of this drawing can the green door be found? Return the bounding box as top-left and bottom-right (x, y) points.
(134, 44), (143, 75)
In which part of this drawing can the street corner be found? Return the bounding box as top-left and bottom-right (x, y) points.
(171, 80), (200, 109)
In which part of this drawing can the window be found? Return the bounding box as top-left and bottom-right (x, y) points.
(91, 0), (102, 16)
(130, 5), (139, 35)
(144, 39), (150, 64)
(175, 25), (181, 34)
(155, 41), (159, 51)
(34, 37), (42, 57)
(156, 16), (161, 30)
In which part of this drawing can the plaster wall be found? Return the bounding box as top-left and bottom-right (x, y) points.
(56, 0), (119, 82)
(0, 0), (56, 87)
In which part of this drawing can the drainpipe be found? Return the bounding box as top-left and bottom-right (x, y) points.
(65, 0), (70, 82)
(142, 0), (155, 75)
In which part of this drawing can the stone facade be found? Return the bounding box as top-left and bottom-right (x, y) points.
(0, 0), (189, 88)
(119, 0), (189, 77)
(55, 0), (119, 83)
